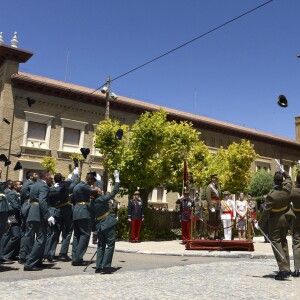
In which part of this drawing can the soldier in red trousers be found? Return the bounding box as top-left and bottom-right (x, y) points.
(128, 191), (144, 243)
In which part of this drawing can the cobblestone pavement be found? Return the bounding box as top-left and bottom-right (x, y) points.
(1, 259), (299, 299)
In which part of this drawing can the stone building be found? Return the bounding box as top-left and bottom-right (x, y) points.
(1, 43), (300, 209)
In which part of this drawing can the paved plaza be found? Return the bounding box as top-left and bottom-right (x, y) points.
(0, 237), (299, 299)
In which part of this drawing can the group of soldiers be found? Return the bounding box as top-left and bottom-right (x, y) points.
(0, 166), (121, 274)
(178, 162), (300, 281)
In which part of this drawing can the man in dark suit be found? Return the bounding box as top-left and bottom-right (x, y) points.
(24, 170), (55, 271)
(0, 187), (10, 263)
(44, 171), (78, 261)
(19, 171), (38, 264)
(90, 170), (120, 274)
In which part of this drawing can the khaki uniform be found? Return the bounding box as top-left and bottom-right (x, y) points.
(200, 199), (209, 239)
(206, 183), (221, 239)
(291, 184), (300, 270)
(258, 173), (294, 272)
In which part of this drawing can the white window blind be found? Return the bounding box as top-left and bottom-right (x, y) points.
(63, 127), (80, 146)
(27, 122), (46, 141)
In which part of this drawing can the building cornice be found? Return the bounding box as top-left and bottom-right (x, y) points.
(0, 45), (33, 67)
(11, 71), (300, 150)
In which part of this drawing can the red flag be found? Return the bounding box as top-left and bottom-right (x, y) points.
(183, 160), (189, 186)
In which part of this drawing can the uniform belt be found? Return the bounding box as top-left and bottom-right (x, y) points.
(55, 201), (71, 208)
(30, 201), (39, 204)
(96, 211), (110, 221)
(211, 197), (219, 201)
(271, 206), (288, 212)
(75, 202), (89, 205)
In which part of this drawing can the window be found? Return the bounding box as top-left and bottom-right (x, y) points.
(27, 122), (47, 141)
(23, 111), (54, 149)
(255, 161), (271, 172)
(64, 128), (80, 146)
(59, 118), (88, 153)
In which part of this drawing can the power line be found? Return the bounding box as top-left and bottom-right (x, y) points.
(0, 0), (274, 151)
(110, 0), (273, 83)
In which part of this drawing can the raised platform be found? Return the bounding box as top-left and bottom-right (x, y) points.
(186, 239), (254, 251)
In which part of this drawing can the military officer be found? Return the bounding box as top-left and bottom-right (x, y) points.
(206, 174), (221, 239)
(24, 170), (55, 271)
(90, 170), (120, 274)
(19, 171), (38, 264)
(290, 171), (300, 277)
(256, 161), (294, 280)
(44, 170), (78, 262)
(71, 172), (99, 266)
(179, 189), (194, 243)
(1, 181), (22, 260)
(199, 196), (209, 239)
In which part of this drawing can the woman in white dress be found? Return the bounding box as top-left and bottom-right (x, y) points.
(236, 192), (247, 240)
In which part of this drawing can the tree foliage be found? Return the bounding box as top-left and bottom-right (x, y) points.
(207, 140), (258, 193)
(248, 169), (274, 199)
(94, 110), (210, 203)
(40, 156), (57, 174)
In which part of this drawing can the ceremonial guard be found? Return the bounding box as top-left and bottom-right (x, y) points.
(179, 189), (194, 243)
(290, 172), (300, 277)
(90, 170), (120, 274)
(128, 190), (144, 243)
(256, 161), (294, 280)
(220, 191), (235, 240)
(71, 172), (99, 266)
(44, 170), (78, 262)
(24, 170), (55, 271)
(259, 195), (269, 243)
(206, 174), (221, 239)
(19, 171), (38, 264)
(1, 181), (22, 260)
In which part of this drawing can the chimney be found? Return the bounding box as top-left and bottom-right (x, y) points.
(296, 116), (300, 142)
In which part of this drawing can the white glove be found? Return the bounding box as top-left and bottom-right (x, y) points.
(128, 218), (131, 222)
(48, 216), (55, 226)
(95, 173), (101, 181)
(7, 219), (12, 224)
(210, 207), (215, 213)
(114, 170), (120, 183)
(275, 159), (284, 173)
(73, 167), (79, 175)
(253, 220), (260, 230)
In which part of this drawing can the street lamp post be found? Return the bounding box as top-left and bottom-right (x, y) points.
(101, 75), (118, 192)
(104, 75), (111, 120)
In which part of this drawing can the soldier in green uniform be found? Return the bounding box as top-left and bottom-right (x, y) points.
(19, 171), (38, 264)
(256, 161), (294, 280)
(290, 171), (300, 277)
(200, 195), (209, 239)
(71, 172), (101, 266)
(24, 170), (55, 271)
(206, 174), (221, 239)
(44, 170), (78, 261)
(0, 187), (10, 263)
(90, 170), (120, 274)
(1, 181), (22, 260)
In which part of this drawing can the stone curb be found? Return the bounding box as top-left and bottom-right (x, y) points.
(113, 248), (274, 259)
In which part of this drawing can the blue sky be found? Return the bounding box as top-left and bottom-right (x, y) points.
(1, 0), (299, 139)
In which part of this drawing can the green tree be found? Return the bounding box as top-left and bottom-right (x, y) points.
(94, 109), (210, 205)
(248, 169), (274, 199)
(40, 156), (57, 174)
(207, 139), (258, 193)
